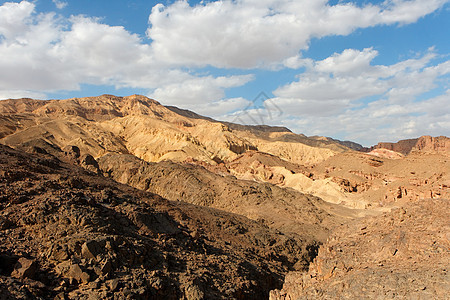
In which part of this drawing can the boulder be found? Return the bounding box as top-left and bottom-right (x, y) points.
(11, 257), (37, 279)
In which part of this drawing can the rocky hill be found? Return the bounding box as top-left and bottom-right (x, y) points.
(3, 95), (447, 212)
(0, 95), (347, 166)
(197, 149), (449, 211)
(270, 199), (450, 299)
(97, 152), (351, 244)
(0, 144), (321, 299)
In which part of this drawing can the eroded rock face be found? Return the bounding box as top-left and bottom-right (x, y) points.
(308, 152), (450, 209)
(413, 135), (450, 154)
(270, 199), (450, 299)
(370, 138), (419, 155)
(0, 145), (317, 299)
(370, 135), (450, 156)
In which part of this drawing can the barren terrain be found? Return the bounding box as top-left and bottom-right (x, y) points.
(0, 94), (448, 299)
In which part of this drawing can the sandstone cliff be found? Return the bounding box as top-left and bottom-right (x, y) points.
(369, 135), (450, 156)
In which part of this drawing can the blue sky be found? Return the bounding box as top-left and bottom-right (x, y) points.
(0, 0), (449, 145)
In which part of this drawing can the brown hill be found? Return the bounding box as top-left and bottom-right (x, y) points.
(309, 136), (365, 151)
(309, 151), (450, 208)
(2, 95), (446, 210)
(206, 149), (449, 211)
(270, 198), (450, 299)
(0, 94), (348, 166)
(0, 144), (320, 299)
(97, 152), (352, 244)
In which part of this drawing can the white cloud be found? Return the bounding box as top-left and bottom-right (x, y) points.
(0, 0), (35, 40)
(218, 48), (449, 145)
(0, 1), (448, 145)
(271, 90), (450, 146)
(149, 75), (254, 107)
(274, 48), (390, 101)
(273, 48), (444, 103)
(0, 1), (252, 107)
(265, 50), (450, 145)
(195, 97), (252, 118)
(147, 0), (448, 69)
(0, 90), (46, 100)
(281, 55), (312, 70)
(52, 0), (67, 10)
(315, 48), (378, 75)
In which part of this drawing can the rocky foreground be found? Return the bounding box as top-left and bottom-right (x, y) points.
(0, 145), (319, 299)
(270, 199), (450, 299)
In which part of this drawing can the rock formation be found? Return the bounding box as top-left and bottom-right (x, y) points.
(0, 95), (346, 166)
(369, 135), (450, 156)
(270, 199), (450, 299)
(97, 152), (350, 244)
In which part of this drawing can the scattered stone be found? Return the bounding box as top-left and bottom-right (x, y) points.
(11, 258), (37, 279)
(81, 240), (102, 260)
(63, 145), (81, 160)
(67, 264), (90, 284)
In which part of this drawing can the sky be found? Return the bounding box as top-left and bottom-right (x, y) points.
(0, 0), (449, 146)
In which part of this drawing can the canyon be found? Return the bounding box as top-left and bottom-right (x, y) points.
(0, 94), (448, 299)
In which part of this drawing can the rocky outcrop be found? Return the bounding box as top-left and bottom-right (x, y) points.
(370, 138), (418, 155)
(412, 135), (450, 154)
(309, 152), (450, 208)
(369, 135), (450, 156)
(310, 136), (365, 151)
(366, 148), (404, 159)
(270, 199), (450, 299)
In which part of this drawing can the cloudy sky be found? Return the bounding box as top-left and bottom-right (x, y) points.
(0, 0), (449, 145)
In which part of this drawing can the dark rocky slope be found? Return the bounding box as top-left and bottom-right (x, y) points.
(0, 145), (317, 299)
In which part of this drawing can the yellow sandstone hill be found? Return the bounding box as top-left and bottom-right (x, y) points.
(0, 94), (346, 165)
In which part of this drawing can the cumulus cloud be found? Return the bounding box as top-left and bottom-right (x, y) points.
(255, 89), (450, 146)
(147, 0), (448, 68)
(0, 1), (252, 104)
(0, 0), (35, 40)
(52, 0), (67, 10)
(149, 75), (254, 106)
(195, 97), (252, 118)
(261, 49), (450, 145)
(0, 1), (448, 145)
(273, 48), (445, 103)
(0, 90), (46, 100)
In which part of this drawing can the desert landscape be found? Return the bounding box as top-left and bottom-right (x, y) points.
(0, 94), (448, 299)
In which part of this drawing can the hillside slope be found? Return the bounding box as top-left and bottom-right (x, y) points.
(98, 153), (352, 244)
(0, 95), (347, 165)
(0, 144), (318, 299)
